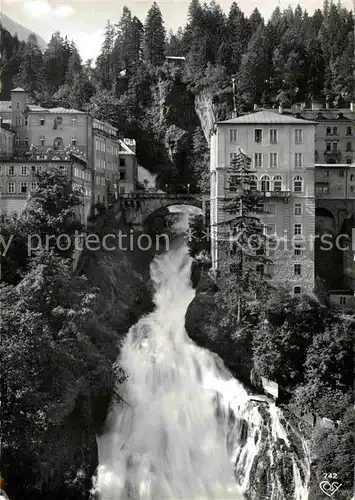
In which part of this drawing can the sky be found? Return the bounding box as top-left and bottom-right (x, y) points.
(1, 0), (353, 63)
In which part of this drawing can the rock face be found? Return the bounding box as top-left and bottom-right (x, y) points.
(185, 270), (253, 388)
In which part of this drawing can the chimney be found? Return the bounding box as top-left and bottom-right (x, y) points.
(231, 110), (238, 119)
(253, 104), (257, 111)
(326, 101), (330, 110)
(278, 104), (283, 114)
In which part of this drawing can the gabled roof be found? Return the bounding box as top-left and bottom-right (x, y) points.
(11, 87), (26, 92)
(217, 110), (317, 125)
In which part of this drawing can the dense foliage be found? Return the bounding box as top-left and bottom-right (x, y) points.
(0, 167), (119, 498)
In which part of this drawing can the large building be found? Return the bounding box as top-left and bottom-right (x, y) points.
(289, 104), (354, 165)
(210, 109), (317, 295)
(0, 87), (137, 216)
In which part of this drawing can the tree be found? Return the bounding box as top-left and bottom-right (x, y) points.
(96, 20), (116, 89)
(41, 31), (72, 98)
(215, 149), (271, 325)
(293, 316), (354, 420)
(143, 2), (166, 66)
(237, 25), (270, 105)
(65, 43), (82, 85)
(14, 34), (43, 95)
(24, 164), (85, 257)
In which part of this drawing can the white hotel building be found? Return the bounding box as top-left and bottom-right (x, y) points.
(210, 110), (317, 295)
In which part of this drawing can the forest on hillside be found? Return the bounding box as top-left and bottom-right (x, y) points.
(1, 0), (354, 108)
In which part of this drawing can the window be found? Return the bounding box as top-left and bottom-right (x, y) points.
(20, 181), (28, 194)
(255, 129), (262, 143)
(265, 223), (276, 236)
(332, 142), (338, 152)
(324, 170), (329, 177)
(119, 158), (126, 167)
(346, 142), (352, 151)
(266, 203), (276, 214)
(339, 170), (344, 177)
(294, 153), (303, 168)
(25, 116), (28, 126)
(37, 135), (45, 147)
(53, 137), (63, 150)
(0, 183), (2, 193)
(229, 129), (238, 142)
(340, 296), (347, 305)
(326, 127), (331, 135)
(347, 158), (352, 164)
(56, 116), (62, 125)
(269, 153), (278, 168)
(7, 181), (15, 194)
(16, 102), (20, 109)
(119, 186), (125, 194)
(326, 142), (331, 152)
(273, 175), (282, 191)
(20, 166), (28, 176)
(294, 224), (302, 235)
(8, 165), (15, 175)
(256, 264), (264, 277)
(294, 203), (302, 215)
(71, 137), (77, 146)
(351, 186), (354, 193)
(294, 245), (302, 256)
(0, 165), (2, 175)
(229, 175), (238, 191)
(261, 175), (270, 191)
(254, 153), (263, 168)
(119, 170), (126, 180)
(316, 185), (329, 195)
(250, 175), (258, 191)
(347, 127), (352, 136)
(270, 129), (278, 144)
(40, 116), (45, 126)
(294, 264), (302, 276)
(333, 126), (338, 135)
(24, 137), (29, 146)
(31, 182), (38, 190)
(293, 176), (303, 192)
(15, 135), (21, 146)
(294, 286), (302, 295)
(295, 129), (303, 144)
(71, 116), (77, 126)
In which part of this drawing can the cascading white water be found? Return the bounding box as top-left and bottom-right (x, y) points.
(92, 218), (310, 500)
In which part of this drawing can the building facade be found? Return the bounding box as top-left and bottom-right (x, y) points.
(210, 110), (317, 295)
(290, 105), (354, 165)
(0, 123), (14, 158)
(0, 87), (137, 216)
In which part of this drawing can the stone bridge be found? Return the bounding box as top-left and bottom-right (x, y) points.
(316, 198), (355, 234)
(116, 193), (204, 226)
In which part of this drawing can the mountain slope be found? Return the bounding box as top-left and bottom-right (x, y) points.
(0, 13), (47, 50)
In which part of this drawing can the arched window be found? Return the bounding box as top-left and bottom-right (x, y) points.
(273, 175), (283, 191)
(293, 175), (303, 192)
(53, 137), (64, 150)
(250, 175), (258, 191)
(261, 175), (270, 191)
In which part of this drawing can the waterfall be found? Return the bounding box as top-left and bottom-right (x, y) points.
(92, 219), (310, 499)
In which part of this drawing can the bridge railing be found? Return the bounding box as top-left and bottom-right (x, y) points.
(119, 192), (200, 199)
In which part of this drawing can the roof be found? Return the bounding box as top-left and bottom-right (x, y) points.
(297, 110), (353, 121)
(26, 104), (84, 114)
(0, 101), (12, 112)
(217, 110), (317, 125)
(11, 87), (26, 92)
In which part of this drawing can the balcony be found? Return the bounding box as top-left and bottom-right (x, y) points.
(93, 127), (119, 142)
(262, 190), (291, 199)
(324, 150), (341, 161)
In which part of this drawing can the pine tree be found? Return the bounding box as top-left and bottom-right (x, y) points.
(219, 2), (249, 74)
(14, 34), (43, 95)
(143, 2), (166, 66)
(96, 20), (116, 89)
(216, 149), (271, 323)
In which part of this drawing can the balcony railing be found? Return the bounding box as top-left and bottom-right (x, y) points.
(93, 127), (119, 142)
(324, 150), (341, 160)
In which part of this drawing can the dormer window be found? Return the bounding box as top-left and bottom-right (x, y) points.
(336, 113), (344, 119)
